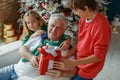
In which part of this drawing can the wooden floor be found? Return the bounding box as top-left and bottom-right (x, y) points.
(94, 34), (120, 80)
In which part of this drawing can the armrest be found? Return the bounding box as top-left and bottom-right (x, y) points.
(0, 41), (22, 68)
(0, 40), (22, 56)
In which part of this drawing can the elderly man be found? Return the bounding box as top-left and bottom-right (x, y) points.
(0, 13), (76, 80)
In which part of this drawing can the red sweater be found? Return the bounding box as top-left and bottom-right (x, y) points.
(77, 13), (112, 78)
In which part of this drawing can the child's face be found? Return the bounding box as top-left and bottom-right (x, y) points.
(25, 16), (40, 31)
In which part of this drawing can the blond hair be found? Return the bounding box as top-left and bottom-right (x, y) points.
(19, 10), (45, 40)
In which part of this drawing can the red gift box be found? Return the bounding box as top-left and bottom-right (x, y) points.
(38, 45), (61, 75)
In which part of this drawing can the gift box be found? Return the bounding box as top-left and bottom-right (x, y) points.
(38, 45), (61, 75)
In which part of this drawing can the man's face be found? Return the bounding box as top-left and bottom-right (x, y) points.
(48, 19), (66, 41)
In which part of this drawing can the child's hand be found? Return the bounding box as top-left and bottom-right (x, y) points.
(46, 70), (62, 78)
(60, 38), (71, 50)
(30, 30), (45, 39)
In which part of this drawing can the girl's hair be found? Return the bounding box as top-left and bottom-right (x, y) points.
(49, 13), (68, 29)
(20, 10), (45, 40)
(68, 0), (98, 11)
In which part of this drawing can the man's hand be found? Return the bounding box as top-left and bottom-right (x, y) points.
(30, 56), (39, 68)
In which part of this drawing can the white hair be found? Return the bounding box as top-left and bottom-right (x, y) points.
(48, 13), (68, 29)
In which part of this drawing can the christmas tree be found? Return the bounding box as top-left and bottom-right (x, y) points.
(17, 0), (110, 45)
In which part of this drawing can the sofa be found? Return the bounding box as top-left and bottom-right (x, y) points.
(0, 41), (22, 68)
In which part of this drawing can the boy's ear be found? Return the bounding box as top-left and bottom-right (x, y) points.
(84, 6), (88, 11)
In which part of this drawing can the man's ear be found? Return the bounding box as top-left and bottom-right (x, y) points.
(64, 27), (67, 31)
(65, 27), (67, 30)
